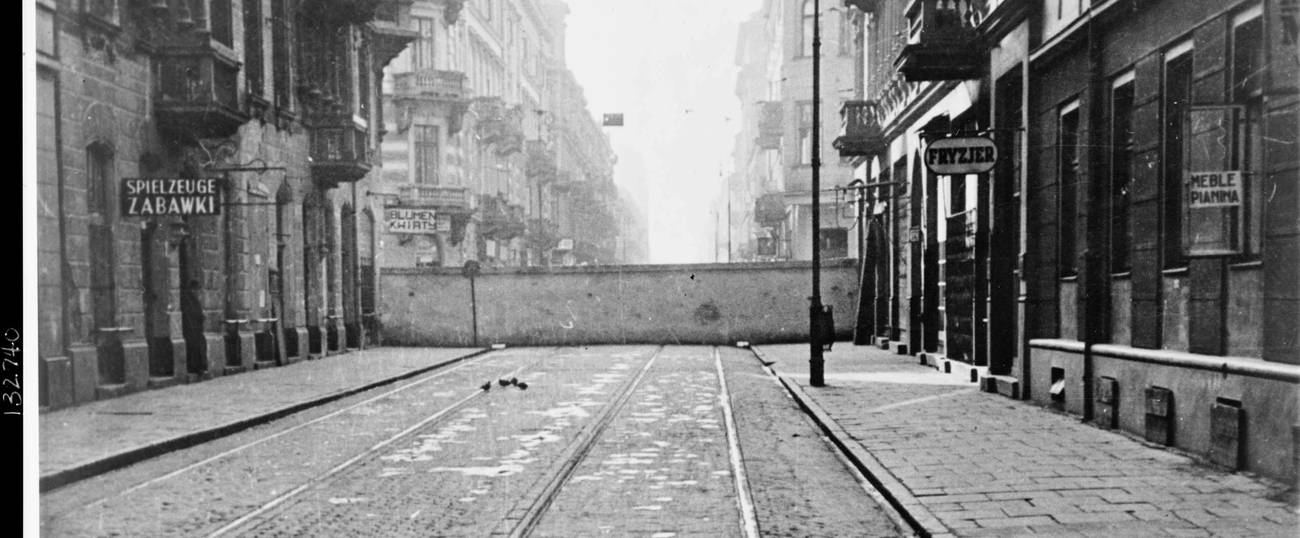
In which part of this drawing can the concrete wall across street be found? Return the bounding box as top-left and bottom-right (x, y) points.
(379, 260), (860, 346)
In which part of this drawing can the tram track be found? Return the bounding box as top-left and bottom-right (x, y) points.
(490, 345), (665, 537)
(60, 348), (538, 516)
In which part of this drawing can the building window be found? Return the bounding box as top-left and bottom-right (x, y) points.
(414, 17), (436, 69)
(821, 228), (849, 258)
(244, 0), (264, 98)
(1162, 43), (1192, 269)
(798, 102), (813, 165)
(87, 143), (114, 220)
(414, 125), (439, 185)
(271, 0), (293, 111)
(801, 0), (815, 57)
(1058, 101), (1080, 277)
(83, 0), (120, 26)
(1231, 8), (1264, 257)
(1110, 73), (1134, 273)
(212, 0), (233, 47)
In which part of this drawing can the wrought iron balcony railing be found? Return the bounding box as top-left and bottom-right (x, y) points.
(896, 0), (989, 81)
(833, 100), (885, 157)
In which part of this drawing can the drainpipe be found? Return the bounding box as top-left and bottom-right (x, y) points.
(1080, 15), (1107, 423)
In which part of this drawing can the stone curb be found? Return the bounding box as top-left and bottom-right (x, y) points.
(39, 348), (491, 493)
(749, 346), (953, 538)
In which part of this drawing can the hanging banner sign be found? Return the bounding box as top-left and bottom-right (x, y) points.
(120, 178), (221, 216)
(385, 207), (440, 234)
(1187, 171), (1243, 208)
(923, 136), (998, 175)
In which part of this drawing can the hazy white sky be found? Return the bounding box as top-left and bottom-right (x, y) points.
(564, 0), (761, 263)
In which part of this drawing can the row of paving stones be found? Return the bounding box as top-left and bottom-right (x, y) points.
(39, 347), (484, 490)
(754, 343), (1299, 538)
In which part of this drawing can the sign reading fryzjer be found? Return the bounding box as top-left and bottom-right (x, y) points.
(121, 178), (221, 216)
(1187, 171), (1243, 208)
(385, 207), (440, 234)
(924, 136), (998, 175)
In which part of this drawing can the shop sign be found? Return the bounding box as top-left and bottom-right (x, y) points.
(923, 136), (998, 175)
(385, 207), (439, 234)
(120, 178), (221, 216)
(1187, 171), (1242, 208)
(557, 238), (574, 250)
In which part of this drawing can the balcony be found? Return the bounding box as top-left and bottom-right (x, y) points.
(153, 46), (247, 138)
(399, 184), (469, 211)
(754, 193), (788, 226)
(301, 0), (384, 26)
(526, 140), (558, 182)
(369, 2), (419, 68)
(309, 121), (372, 187)
(833, 100), (884, 157)
(895, 0), (989, 81)
(756, 101), (783, 150)
(478, 194), (527, 240)
(473, 97), (526, 156)
(393, 70), (468, 101)
(842, 0), (879, 12)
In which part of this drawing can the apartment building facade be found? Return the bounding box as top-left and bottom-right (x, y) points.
(36, 0), (418, 409)
(727, 0), (864, 263)
(375, 0), (628, 270)
(839, 0), (1299, 482)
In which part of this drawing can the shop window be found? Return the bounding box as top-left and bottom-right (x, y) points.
(1058, 101), (1080, 277)
(1181, 8), (1264, 258)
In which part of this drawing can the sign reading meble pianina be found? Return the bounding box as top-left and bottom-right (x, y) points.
(923, 136), (998, 175)
(120, 178), (221, 216)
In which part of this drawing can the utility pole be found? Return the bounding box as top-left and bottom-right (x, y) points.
(809, 0), (825, 387)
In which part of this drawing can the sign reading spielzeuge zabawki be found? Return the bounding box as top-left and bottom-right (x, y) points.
(120, 178), (221, 216)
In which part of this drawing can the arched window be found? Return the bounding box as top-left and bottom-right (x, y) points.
(801, 0), (816, 57)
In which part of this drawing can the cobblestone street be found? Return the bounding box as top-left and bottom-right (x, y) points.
(39, 346), (904, 537)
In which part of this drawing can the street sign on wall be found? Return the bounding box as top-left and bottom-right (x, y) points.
(385, 207), (440, 234)
(923, 136), (998, 175)
(120, 178), (221, 216)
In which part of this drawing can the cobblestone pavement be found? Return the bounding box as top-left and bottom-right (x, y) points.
(40, 347), (483, 485)
(41, 346), (907, 537)
(757, 343), (1300, 538)
(40, 347), (539, 537)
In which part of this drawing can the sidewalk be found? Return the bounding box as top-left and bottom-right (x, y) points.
(39, 347), (483, 492)
(755, 343), (1299, 538)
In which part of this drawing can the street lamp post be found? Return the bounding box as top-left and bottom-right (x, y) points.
(809, 0), (825, 387)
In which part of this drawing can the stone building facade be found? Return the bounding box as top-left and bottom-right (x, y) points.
(838, 0), (1299, 483)
(36, 0), (417, 409)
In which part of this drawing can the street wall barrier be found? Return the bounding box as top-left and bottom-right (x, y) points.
(379, 260), (860, 346)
